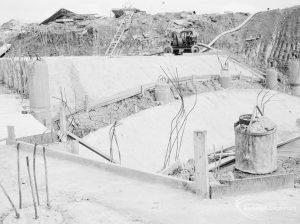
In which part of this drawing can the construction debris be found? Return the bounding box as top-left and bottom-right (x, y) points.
(0, 3), (300, 223)
(41, 8), (97, 25)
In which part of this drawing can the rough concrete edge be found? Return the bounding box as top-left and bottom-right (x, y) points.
(16, 141), (195, 193)
(210, 173), (295, 199)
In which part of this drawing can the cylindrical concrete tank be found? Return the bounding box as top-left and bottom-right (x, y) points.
(219, 69), (231, 88)
(288, 59), (300, 96)
(28, 60), (51, 126)
(234, 116), (277, 174)
(266, 68), (278, 89)
(155, 82), (173, 104)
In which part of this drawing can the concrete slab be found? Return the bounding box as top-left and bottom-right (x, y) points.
(82, 89), (300, 172)
(0, 145), (299, 224)
(44, 54), (261, 110)
(0, 93), (48, 140)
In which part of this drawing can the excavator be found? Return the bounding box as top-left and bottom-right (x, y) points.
(164, 30), (200, 55)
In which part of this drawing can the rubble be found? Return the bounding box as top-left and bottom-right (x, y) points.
(0, 6), (299, 75)
(40, 8), (97, 25)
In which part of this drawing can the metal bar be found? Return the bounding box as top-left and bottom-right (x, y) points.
(26, 156), (38, 219)
(67, 131), (115, 163)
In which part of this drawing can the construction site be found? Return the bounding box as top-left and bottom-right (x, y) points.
(0, 1), (300, 223)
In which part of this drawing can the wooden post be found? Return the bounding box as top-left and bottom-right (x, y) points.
(6, 125), (16, 145)
(59, 105), (67, 142)
(193, 131), (209, 198)
(17, 143), (22, 209)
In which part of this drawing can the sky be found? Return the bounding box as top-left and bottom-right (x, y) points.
(0, 0), (299, 25)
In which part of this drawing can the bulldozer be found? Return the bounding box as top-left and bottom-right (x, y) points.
(164, 30), (200, 55)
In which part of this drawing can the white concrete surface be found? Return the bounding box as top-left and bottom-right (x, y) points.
(0, 146), (299, 224)
(45, 54), (259, 110)
(81, 89), (300, 172)
(0, 93), (47, 140)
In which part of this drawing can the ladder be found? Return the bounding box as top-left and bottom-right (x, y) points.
(105, 11), (134, 57)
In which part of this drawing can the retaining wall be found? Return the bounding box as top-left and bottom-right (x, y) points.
(0, 55), (264, 116)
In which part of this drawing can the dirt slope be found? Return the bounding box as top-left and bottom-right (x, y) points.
(1, 5), (299, 73)
(215, 6), (300, 72)
(2, 11), (248, 56)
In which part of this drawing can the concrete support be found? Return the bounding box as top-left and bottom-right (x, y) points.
(266, 68), (278, 90)
(28, 60), (51, 127)
(289, 59), (300, 96)
(193, 131), (209, 198)
(6, 126), (16, 145)
(220, 68), (231, 88)
(154, 83), (173, 104)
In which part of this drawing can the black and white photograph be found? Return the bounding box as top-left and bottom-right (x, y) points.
(0, 0), (299, 223)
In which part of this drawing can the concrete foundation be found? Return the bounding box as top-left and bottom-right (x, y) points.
(28, 60), (52, 127)
(210, 173), (295, 198)
(219, 69), (232, 88)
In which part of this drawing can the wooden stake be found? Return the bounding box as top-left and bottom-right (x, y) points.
(33, 144), (40, 206)
(43, 147), (50, 208)
(26, 156), (38, 219)
(17, 143), (22, 209)
(193, 131), (209, 198)
(0, 182), (20, 219)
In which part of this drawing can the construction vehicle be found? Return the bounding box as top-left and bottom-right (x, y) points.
(164, 30), (200, 55)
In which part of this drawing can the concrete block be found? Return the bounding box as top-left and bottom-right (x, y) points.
(210, 173), (295, 198)
(16, 141), (195, 192)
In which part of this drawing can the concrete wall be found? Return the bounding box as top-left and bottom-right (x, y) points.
(0, 55), (263, 116)
(0, 58), (52, 125)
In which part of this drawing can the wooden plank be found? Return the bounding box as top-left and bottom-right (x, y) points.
(66, 131), (115, 163)
(277, 134), (300, 148)
(208, 152), (235, 159)
(193, 131), (209, 198)
(208, 156), (235, 171)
